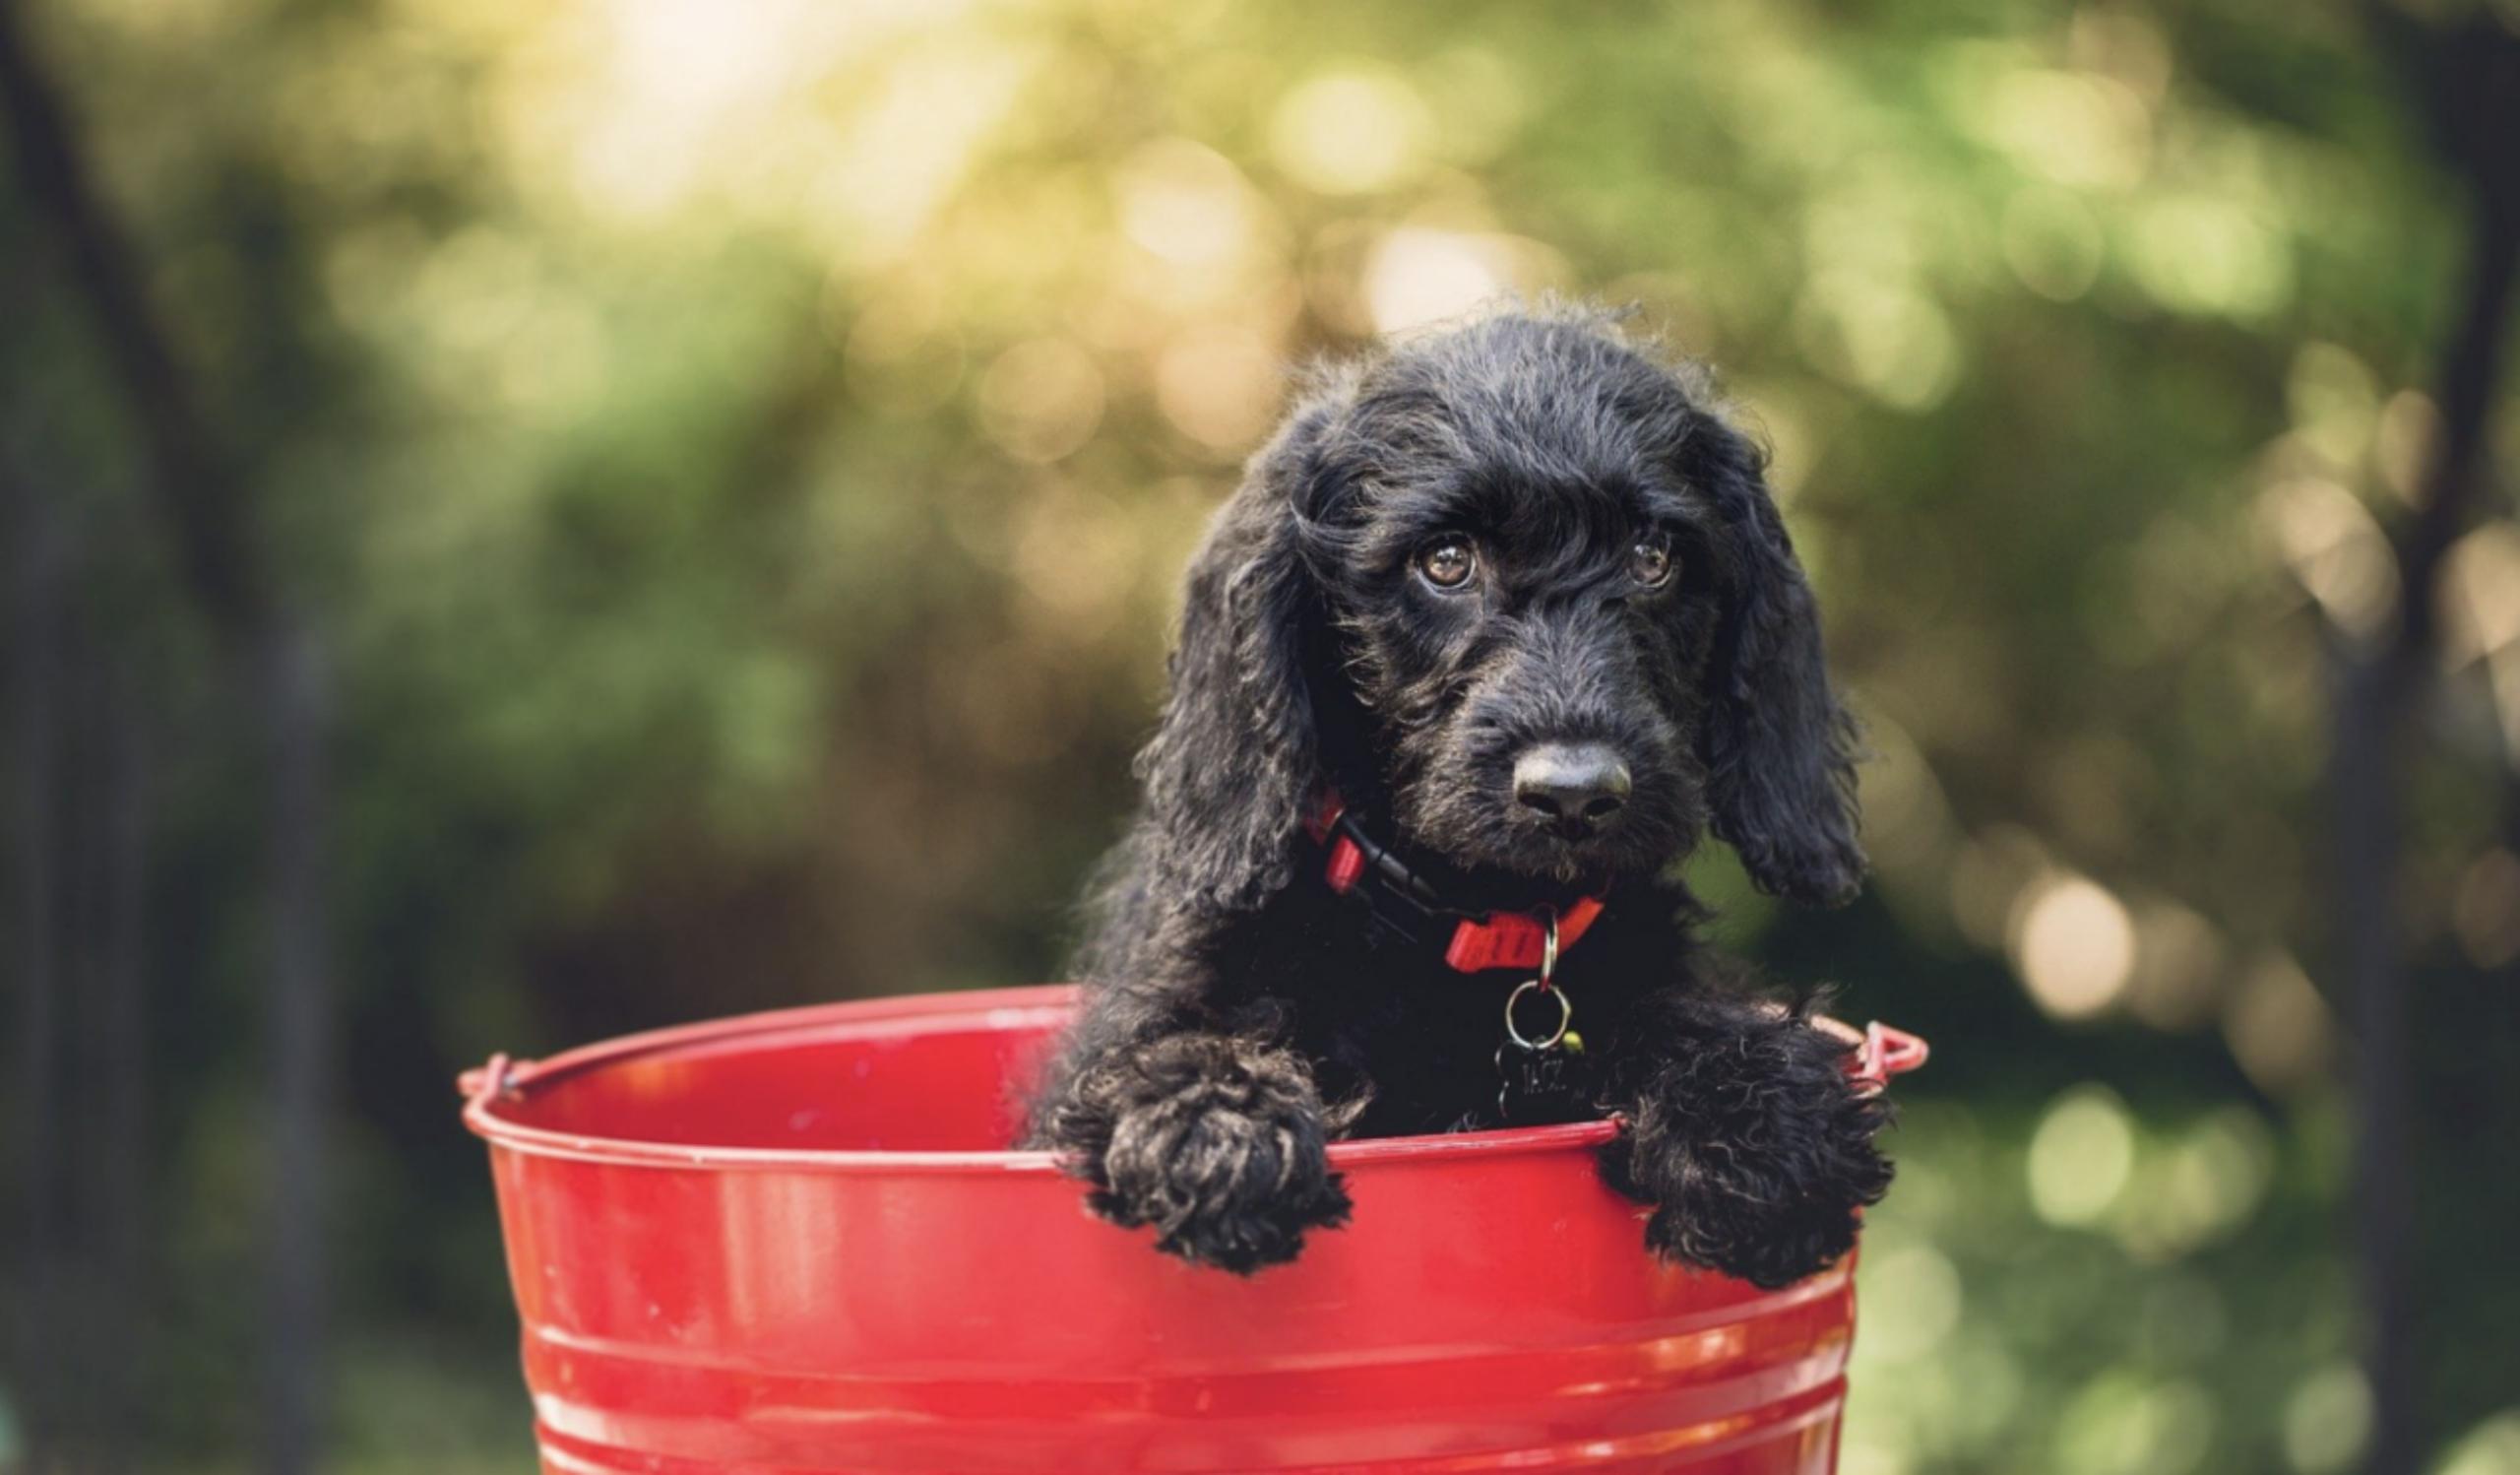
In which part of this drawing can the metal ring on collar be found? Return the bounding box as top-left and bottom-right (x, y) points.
(1504, 978), (1572, 1051)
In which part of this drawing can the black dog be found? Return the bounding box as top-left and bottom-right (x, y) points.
(1024, 305), (1890, 1288)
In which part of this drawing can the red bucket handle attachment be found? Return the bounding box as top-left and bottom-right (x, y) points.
(459, 1053), (522, 1108)
(1812, 1016), (1929, 1096)
(1858, 1022), (1929, 1088)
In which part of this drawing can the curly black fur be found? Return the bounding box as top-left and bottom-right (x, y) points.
(1025, 304), (1890, 1280)
(1595, 991), (1894, 1289)
(1036, 1033), (1363, 1273)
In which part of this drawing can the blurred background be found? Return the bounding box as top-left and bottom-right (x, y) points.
(3, 0), (2517, 1470)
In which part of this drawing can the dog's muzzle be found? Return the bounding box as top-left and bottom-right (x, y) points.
(1511, 741), (1631, 839)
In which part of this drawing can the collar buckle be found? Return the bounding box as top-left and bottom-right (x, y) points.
(1308, 789), (1606, 974)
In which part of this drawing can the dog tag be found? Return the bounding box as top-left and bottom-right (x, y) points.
(1494, 1041), (1588, 1124)
(1493, 920), (1588, 1123)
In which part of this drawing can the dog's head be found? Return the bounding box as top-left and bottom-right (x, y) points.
(1138, 307), (1861, 915)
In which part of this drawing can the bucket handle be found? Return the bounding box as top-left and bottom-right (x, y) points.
(1858, 1022), (1930, 1086)
(1813, 1016), (1929, 1095)
(458, 1052), (524, 1107)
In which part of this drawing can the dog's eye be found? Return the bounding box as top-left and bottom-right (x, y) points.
(1629, 537), (1674, 589)
(1418, 538), (1478, 590)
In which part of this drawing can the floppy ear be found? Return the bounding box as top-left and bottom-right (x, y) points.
(1693, 418), (1866, 907)
(1135, 393), (1345, 914)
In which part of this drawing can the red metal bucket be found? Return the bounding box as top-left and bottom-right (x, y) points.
(461, 985), (1923, 1473)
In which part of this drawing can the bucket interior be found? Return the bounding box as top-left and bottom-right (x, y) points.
(492, 995), (1069, 1154)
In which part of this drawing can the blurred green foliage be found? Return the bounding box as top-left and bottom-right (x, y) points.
(5, 0), (2520, 1470)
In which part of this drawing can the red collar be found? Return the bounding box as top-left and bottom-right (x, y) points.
(1303, 791), (1606, 973)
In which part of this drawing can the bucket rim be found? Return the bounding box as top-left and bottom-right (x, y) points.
(460, 983), (1624, 1174)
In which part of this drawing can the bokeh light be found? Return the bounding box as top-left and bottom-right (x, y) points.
(1267, 66), (1432, 196)
(2439, 1413), (2520, 1475)
(2222, 952), (2337, 1096)
(2283, 1363), (2372, 1474)
(2010, 874), (2138, 1020)
(2027, 1085), (2137, 1226)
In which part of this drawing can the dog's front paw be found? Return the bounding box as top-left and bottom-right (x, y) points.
(1061, 1035), (1352, 1273)
(1606, 1016), (1893, 1289)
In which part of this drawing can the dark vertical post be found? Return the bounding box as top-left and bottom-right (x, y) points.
(2334, 645), (2416, 1475)
(5, 471), (65, 1470)
(0, 9), (331, 1471)
(2333, 20), (2520, 1471)
(258, 617), (331, 1475)
(98, 656), (155, 1472)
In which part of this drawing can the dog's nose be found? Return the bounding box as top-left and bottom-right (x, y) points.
(1513, 743), (1631, 831)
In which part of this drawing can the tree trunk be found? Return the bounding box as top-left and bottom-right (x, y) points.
(2334, 22), (2520, 1468)
(5, 469), (66, 1470)
(0, 10), (331, 1471)
(257, 617), (332, 1475)
(97, 656), (155, 1472)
